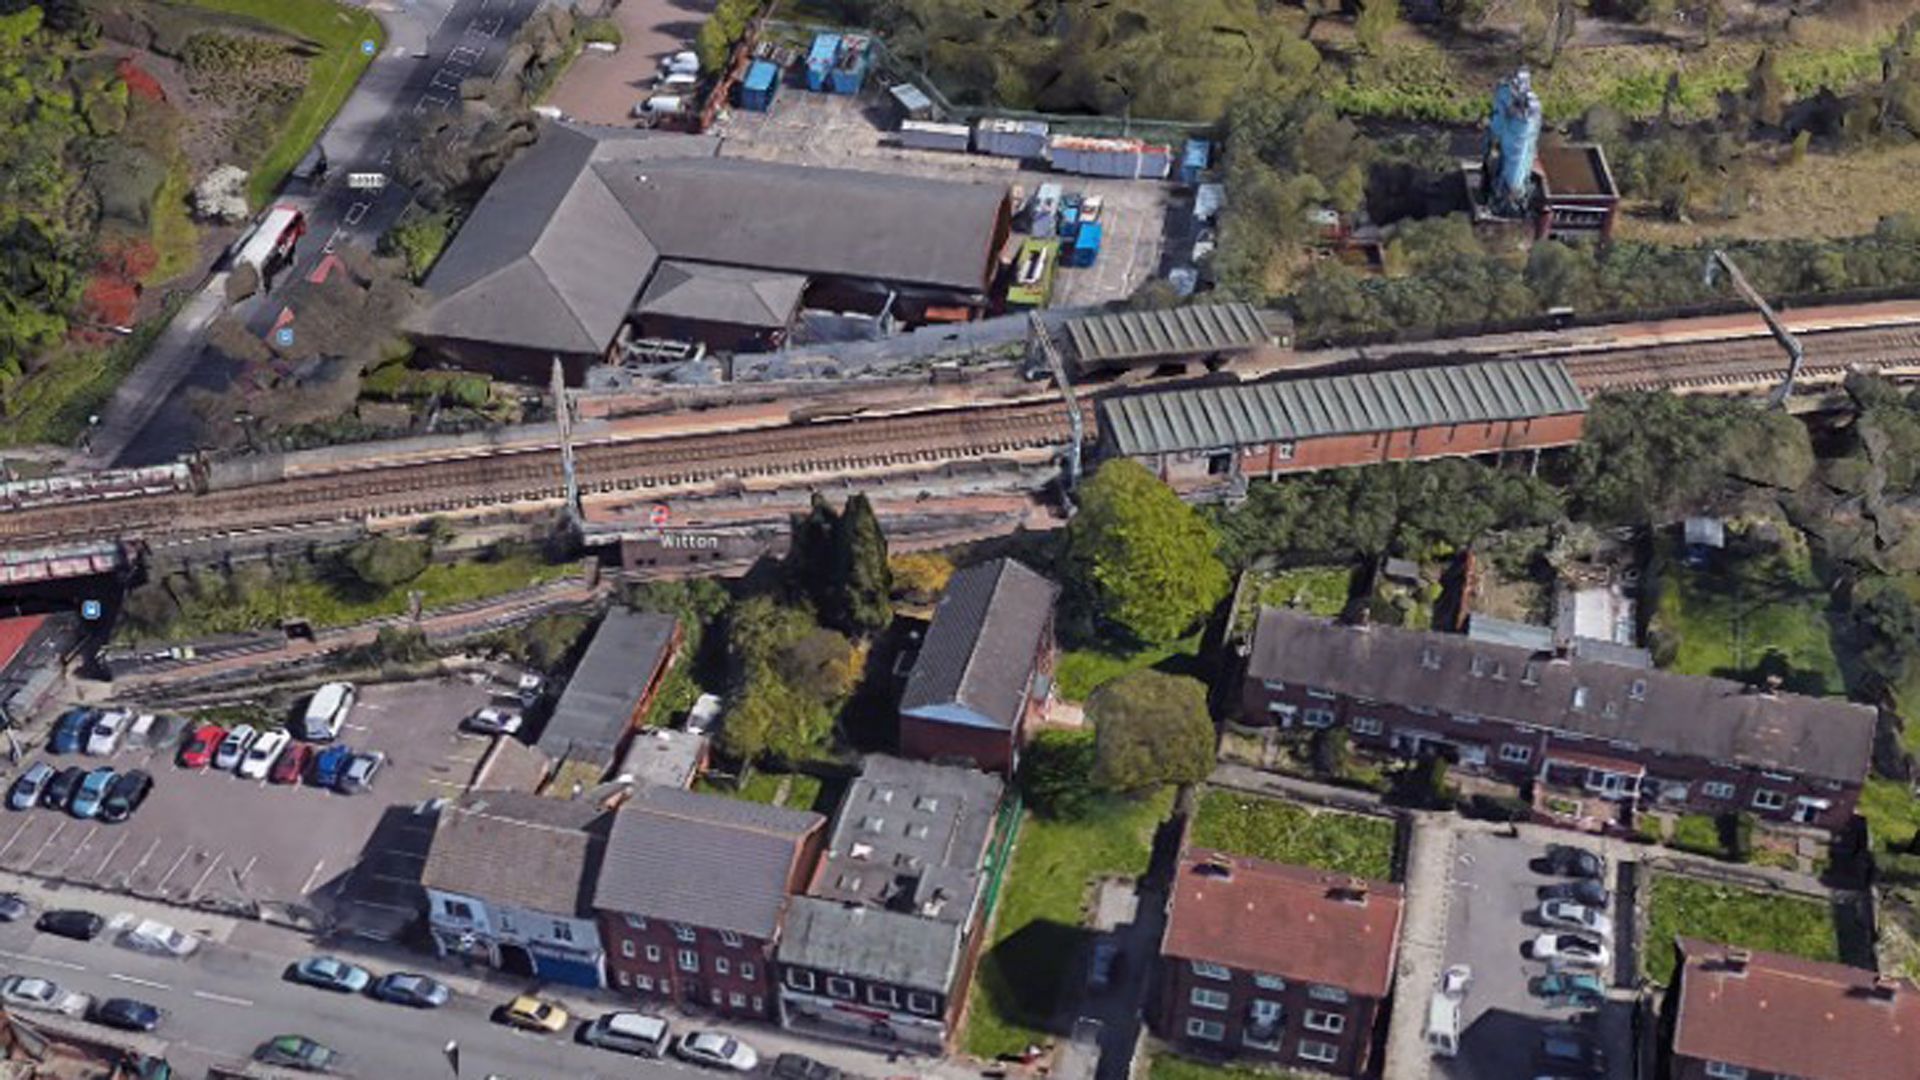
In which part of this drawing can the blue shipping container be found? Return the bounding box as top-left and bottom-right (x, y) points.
(828, 35), (870, 95)
(740, 60), (780, 112)
(806, 33), (840, 92)
(1070, 223), (1103, 268)
(1059, 204), (1080, 240)
(1180, 138), (1212, 185)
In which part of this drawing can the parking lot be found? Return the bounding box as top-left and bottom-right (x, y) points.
(1, 682), (498, 938)
(716, 90), (1173, 307)
(1435, 831), (1635, 1080)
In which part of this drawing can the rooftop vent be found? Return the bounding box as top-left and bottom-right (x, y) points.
(850, 842), (874, 860)
(1628, 679), (1647, 701)
(1872, 975), (1901, 1000)
(1721, 948), (1751, 974)
(1327, 877), (1369, 905)
(1194, 857), (1234, 880)
(1420, 647), (1442, 671)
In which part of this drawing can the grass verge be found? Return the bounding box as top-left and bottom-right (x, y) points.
(695, 771), (825, 812)
(1188, 788), (1396, 880)
(1642, 872), (1839, 985)
(1055, 630), (1204, 703)
(1651, 528), (1843, 697)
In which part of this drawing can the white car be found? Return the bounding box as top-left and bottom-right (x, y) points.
(675, 1031), (758, 1072)
(86, 711), (130, 756)
(125, 714), (159, 749)
(463, 707), (523, 736)
(119, 916), (200, 957)
(213, 724), (258, 771)
(1529, 932), (1610, 971)
(0, 975), (90, 1016)
(1538, 900), (1610, 937)
(238, 729), (291, 779)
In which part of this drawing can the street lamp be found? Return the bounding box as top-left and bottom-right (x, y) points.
(443, 1039), (459, 1077)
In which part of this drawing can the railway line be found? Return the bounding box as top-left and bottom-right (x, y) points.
(1559, 322), (1920, 393)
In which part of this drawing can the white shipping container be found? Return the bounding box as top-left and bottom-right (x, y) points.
(898, 120), (972, 152)
(973, 117), (1050, 159)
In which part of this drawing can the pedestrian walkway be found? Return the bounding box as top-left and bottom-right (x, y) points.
(1380, 813), (1452, 1080)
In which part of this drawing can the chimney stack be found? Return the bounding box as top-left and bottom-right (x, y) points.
(1722, 948), (1751, 973)
(1873, 975), (1900, 1000)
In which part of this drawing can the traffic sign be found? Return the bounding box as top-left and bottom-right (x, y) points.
(650, 504), (671, 527)
(347, 172), (388, 190)
(80, 600), (102, 621)
(275, 327), (295, 348)
(361, 39), (376, 55)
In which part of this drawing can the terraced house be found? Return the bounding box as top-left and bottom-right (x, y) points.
(1240, 609), (1877, 831)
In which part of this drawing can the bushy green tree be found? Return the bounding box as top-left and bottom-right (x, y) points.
(1066, 460), (1229, 645)
(342, 536), (429, 589)
(720, 667), (834, 764)
(379, 212), (452, 283)
(1019, 729), (1101, 819)
(1089, 670), (1217, 792)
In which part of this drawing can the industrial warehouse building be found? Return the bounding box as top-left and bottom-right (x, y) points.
(413, 123), (1013, 383)
(1097, 357), (1588, 498)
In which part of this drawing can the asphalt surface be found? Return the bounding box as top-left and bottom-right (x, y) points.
(101, 0), (545, 468)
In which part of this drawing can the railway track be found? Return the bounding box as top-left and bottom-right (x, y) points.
(1562, 324), (1920, 392)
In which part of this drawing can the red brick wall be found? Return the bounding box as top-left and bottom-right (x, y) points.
(1155, 953), (1383, 1077)
(899, 715), (1014, 774)
(597, 915), (776, 1020)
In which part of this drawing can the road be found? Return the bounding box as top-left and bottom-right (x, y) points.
(92, 0), (545, 470)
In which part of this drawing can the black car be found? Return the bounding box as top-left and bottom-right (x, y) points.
(1535, 844), (1605, 880)
(36, 909), (104, 942)
(1537, 879), (1611, 908)
(773, 1053), (844, 1080)
(91, 997), (162, 1032)
(42, 766), (86, 810)
(98, 770), (153, 824)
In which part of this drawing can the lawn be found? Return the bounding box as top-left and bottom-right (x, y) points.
(1642, 872), (1839, 985)
(965, 788), (1174, 1059)
(1055, 630), (1204, 703)
(1149, 1053), (1309, 1080)
(1232, 565), (1355, 637)
(1858, 777), (1920, 850)
(1650, 527), (1844, 698)
(186, 0), (384, 206)
(694, 771), (825, 813)
(1188, 789), (1397, 880)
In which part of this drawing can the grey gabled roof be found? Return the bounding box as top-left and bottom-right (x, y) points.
(1065, 302), (1275, 366)
(1247, 608), (1877, 785)
(538, 608), (679, 765)
(780, 897), (966, 994)
(421, 791), (609, 915)
(636, 260), (806, 329)
(592, 786), (821, 939)
(899, 559), (1058, 731)
(1100, 358), (1587, 456)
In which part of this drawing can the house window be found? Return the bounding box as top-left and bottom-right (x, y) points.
(623, 914), (647, 930)
(730, 992), (747, 1008)
(827, 977), (856, 1000)
(1262, 679), (1286, 692)
(1752, 789), (1787, 811)
(1703, 781), (1736, 800)
(787, 969), (816, 992)
(1190, 988), (1231, 1011)
(1453, 713), (1481, 725)
(1267, 702), (1297, 721)
(441, 899), (474, 921)
(741, 962), (757, 980)
(1302, 708), (1336, 728)
(673, 924), (697, 943)
(645, 945), (662, 963)
(1306, 688), (1338, 701)
(719, 930), (742, 948)
(711, 988), (722, 1005)
(1351, 716), (1383, 736)
(868, 985), (901, 1009)
(621, 940), (636, 959)
(1275, 441), (1296, 461)
(1705, 1064), (1749, 1080)
(1499, 743), (1532, 764)
(908, 992), (938, 1016)
(551, 921), (573, 943)
(1190, 960), (1232, 981)
(1185, 1018), (1225, 1042)
(1252, 974), (1287, 991)
(715, 957), (731, 976)
(678, 950), (700, 973)
(616, 971), (629, 987)
(1304, 1010), (1346, 1034)
(636, 974), (654, 991)
(1307, 985), (1350, 1004)
(1207, 451), (1234, 476)
(752, 996), (764, 1012)
(1297, 1040), (1339, 1064)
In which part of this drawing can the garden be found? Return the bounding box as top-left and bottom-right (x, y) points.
(1641, 872), (1840, 986)
(1187, 789), (1396, 881)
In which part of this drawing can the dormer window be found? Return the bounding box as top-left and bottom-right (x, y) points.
(1571, 686), (1589, 711)
(1629, 679), (1647, 701)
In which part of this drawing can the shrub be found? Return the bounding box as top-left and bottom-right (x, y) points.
(580, 17), (621, 45)
(1465, 793), (1532, 822)
(379, 211), (452, 283)
(1718, 811), (1756, 864)
(1670, 813), (1724, 857)
(117, 57), (164, 102)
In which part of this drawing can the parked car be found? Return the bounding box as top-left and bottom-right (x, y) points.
(256, 1034), (341, 1073)
(272, 743), (315, 785)
(660, 49), (699, 75)
(1535, 844), (1605, 879)
(1537, 879), (1610, 908)
(0, 975), (90, 1016)
(120, 917), (199, 957)
(500, 995), (569, 1032)
(310, 744), (355, 788)
(85, 711), (130, 756)
(772, 1053), (843, 1080)
(9, 762), (54, 810)
(298, 682), (355, 741)
(1536, 1024), (1606, 1075)
(1528, 971), (1606, 1009)
(1440, 964), (1472, 998)
(124, 714), (159, 750)
(371, 972), (449, 1008)
(685, 693), (723, 735)
(239, 729), (291, 780)
(0, 893), (31, 922)
(1529, 932), (1610, 971)
(213, 724), (258, 771)
(1086, 936), (1122, 992)
(48, 708), (93, 754)
(337, 750), (384, 793)
(67, 766), (117, 818)
(288, 956), (372, 993)
(178, 724), (225, 769)
(675, 1031), (759, 1071)
(90, 997), (162, 1033)
(463, 707), (522, 736)
(582, 1010), (670, 1057)
(43, 766), (86, 810)
(1538, 900), (1609, 937)
(36, 909), (104, 941)
(99, 770), (153, 824)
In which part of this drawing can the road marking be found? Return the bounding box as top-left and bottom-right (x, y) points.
(92, 833), (129, 880)
(123, 837), (161, 887)
(58, 826), (98, 876)
(299, 860), (327, 895)
(28, 821), (66, 871)
(379, 146), (394, 166)
(431, 68), (462, 89)
(0, 818), (32, 862)
(0, 950), (84, 972)
(109, 973), (170, 991)
(235, 854), (259, 888)
(422, 777), (466, 791)
(449, 44), (481, 64)
(154, 848), (194, 893)
(187, 851), (224, 901)
(193, 990), (253, 1007)
(345, 202), (370, 226)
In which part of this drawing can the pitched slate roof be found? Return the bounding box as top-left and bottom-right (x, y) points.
(1100, 357), (1586, 456)
(899, 559), (1058, 732)
(636, 261), (806, 329)
(1065, 302), (1277, 367)
(1247, 608), (1876, 785)
(421, 791), (609, 915)
(538, 608), (678, 765)
(1673, 939), (1920, 1080)
(593, 786), (822, 939)
(1162, 850), (1403, 997)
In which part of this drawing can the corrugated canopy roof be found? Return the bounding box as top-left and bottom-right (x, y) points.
(1065, 302), (1273, 366)
(1100, 358), (1586, 456)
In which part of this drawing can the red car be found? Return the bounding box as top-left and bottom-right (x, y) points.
(177, 724), (226, 769)
(270, 743), (314, 785)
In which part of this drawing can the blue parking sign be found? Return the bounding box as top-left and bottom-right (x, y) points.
(362, 39), (376, 55)
(275, 327), (295, 348)
(80, 600), (102, 621)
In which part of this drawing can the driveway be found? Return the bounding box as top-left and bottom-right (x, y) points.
(545, 0), (715, 125)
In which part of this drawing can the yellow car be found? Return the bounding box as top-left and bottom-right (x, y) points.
(501, 994), (569, 1033)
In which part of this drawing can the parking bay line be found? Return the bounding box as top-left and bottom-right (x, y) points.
(109, 973), (170, 991)
(27, 820), (66, 871)
(57, 826), (97, 876)
(0, 818), (32, 863)
(299, 860), (327, 896)
(121, 837), (161, 887)
(193, 990), (253, 1007)
(153, 848), (194, 894)
(0, 949), (84, 972)
(187, 851), (225, 901)
(91, 833), (130, 881)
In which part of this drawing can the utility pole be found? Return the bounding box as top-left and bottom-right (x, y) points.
(551, 357), (580, 525)
(1028, 311), (1083, 496)
(1704, 249), (1805, 408)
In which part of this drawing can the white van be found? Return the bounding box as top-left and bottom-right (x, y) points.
(660, 50), (699, 76)
(300, 682), (356, 741)
(583, 1011), (669, 1057)
(656, 71), (698, 91)
(635, 95), (685, 117)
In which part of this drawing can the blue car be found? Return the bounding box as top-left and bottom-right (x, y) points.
(310, 745), (354, 789)
(67, 767), (116, 819)
(48, 710), (93, 755)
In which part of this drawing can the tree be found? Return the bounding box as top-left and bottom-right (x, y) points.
(771, 627), (861, 705)
(379, 212), (452, 283)
(719, 669), (835, 764)
(1088, 670), (1217, 792)
(1353, 0), (1398, 56)
(1066, 460), (1229, 645)
(1748, 48), (1786, 129)
(785, 492), (840, 605)
(890, 552), (954, 604)
(829, 494), (892, 634)
(342, 536), (429, 589)
(1019, 729), (1100, 819)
